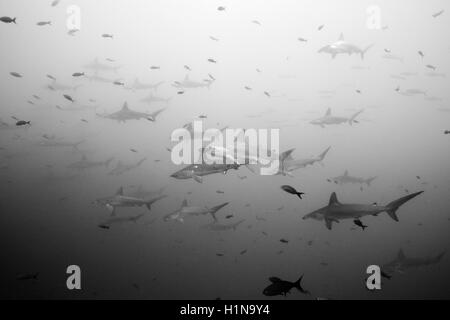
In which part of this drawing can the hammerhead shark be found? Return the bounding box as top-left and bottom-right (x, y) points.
(94, 186), (167, 216)
(108, 158), (146, 176)
(381, 249), (445, 278)
(310, 108), (363, 127)
(83, 58), (121, 74)
(172, 75), (214, 89)
(126, 78), (164, 91)
(67, 155), (114, 170)
(318, 33), (373, 59)
(201, 219), (246, 231)
(97, 102), (165, 122)
(278, 147), (331, 176)
(303, 191), (424, 230)
(331, 170), (377, 186)
(171, 163), (240, 183)
(163, 200), (229, 223)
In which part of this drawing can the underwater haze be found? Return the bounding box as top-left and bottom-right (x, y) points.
(0, 0), (450, 299)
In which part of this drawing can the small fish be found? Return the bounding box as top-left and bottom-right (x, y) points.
(444, 130), (449, 135)
(356, 89), (361, 94)
(208, 58), (217, 63)
(216, 190), (225, 194)
(416, 176), (421, 180)
(216, 253), (224, 257)
(32, 95), (41, 100)
(63, 94), (74, 102)
(81, 119), (88, 123)
(130, 149), (138, 153)
(426, 65), (436, 71)
(280, 239), (289, 244)
(225, 214), (234, 219)
(150, 66), (160, 70)
(106, 58), (115, 62)
(208, 73), (216, 81)
(177, 91), (185, 95)
(298, 37), (307, 42)
(37, 21), (51, 26)
(51, 0), (61, 7)
(16, 120), (31, 126)
(67, 29), (79, 36)
(277, 206), (284, 211)
(240, 249), (247, 255)
(418, 51), (424, 58)
(209, 36), (219, 41)
(198, 115), (207, 119)
(264, 91), (270, 97)
(217, 6), (226, 11)
(0, 16), (16, 24)
(238, 175), (247, 180)
(281, 185), (304, 199)
(113, 81), (124, 86)
(252, 20), (261, 25)
(244, 86), (252, 91)
(318, 24), (324, 31)
(353, 219), (368, 230)
(16, 273), (39, 281)
(432, 10), (444, 18)
(102, 34), (113, 38)
(384, 48), (391, 53)
(184, 65), (191, 71)
(10, 72), (22, 78)
(72, 72), (85, 77)
(47, 74), (56, 81)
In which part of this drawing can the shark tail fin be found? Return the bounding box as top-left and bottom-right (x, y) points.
(13, 18), (17, 24)
(366, 176), (377, 186)
(146, 195), (167, 210)
(73, 140), (85, 150)
(361, 44), (374, 60)
(137, 158), (147, 166)
(104, 158), (114, 167)
(154, 81), (165, 91)
(385, 191), (424, 221)
(293, 275), (309, 295)
(318, 146), (331, 162)
(349, 109), (364, 125)
(209, 202), (229, 221)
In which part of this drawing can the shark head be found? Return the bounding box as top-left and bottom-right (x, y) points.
(302, 208), (325, 221)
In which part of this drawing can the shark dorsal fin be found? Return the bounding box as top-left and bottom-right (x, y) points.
(398, 249), (406, 260)
(344, 170), (348, 176)
(329, 192), (340, 206)
(338, 33), (344, 41)
(269, 277), (282, 283)
(181, 199), (188, 207)
(116, 187), (124, 196)
(325, 108), (331, 116)
(122, 102), (129, 110)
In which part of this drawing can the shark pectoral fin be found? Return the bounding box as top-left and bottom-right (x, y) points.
(146, 203), (152, 211)
(106, 204), (115, 216)
(192, 174), (203, 183)
(325, 218), (333, 230)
